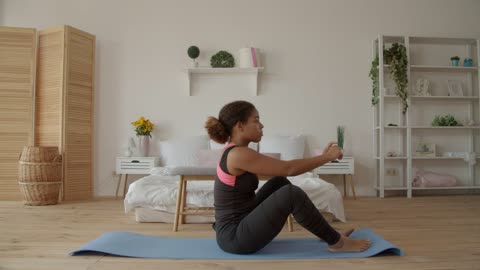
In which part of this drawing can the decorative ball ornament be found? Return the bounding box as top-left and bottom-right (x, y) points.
(210, 50), (235, 68)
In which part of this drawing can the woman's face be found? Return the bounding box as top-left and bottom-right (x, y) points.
(242, 109), (264, 142)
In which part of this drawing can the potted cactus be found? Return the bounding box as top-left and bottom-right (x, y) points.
(450, 56), (460, 66)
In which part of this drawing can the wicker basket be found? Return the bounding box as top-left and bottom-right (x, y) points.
(18, 146), (62, 206)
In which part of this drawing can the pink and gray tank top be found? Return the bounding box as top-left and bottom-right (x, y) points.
(214, 144), (259, 225)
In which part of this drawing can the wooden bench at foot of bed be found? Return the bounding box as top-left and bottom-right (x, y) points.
(173, 171), (294, 232)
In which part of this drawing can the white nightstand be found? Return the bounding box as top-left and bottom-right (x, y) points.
(313, 157), (356, 199)
(115, 157), (160, 199)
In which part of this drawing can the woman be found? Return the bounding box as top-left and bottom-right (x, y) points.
(205, 100), (370, 255)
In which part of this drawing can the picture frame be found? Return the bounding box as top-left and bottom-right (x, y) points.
(413, 78), (431, 96)
(447, 80), (463, 97)
(415, 143), (436, 157)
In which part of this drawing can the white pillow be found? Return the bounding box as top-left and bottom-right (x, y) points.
(259, 135), (305, 160)
(159, 135), (209, 166)
(209, 139), (258, 151)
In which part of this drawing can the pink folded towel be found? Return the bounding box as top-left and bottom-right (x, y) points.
(413, 170), (457, 187)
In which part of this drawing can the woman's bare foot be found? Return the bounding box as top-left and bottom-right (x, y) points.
(342, 228), (354, 237)
(328, 235), (371, 253)
(319, 228), (355, 242)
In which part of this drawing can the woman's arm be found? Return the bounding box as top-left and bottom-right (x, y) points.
(227, 144), (342, 177)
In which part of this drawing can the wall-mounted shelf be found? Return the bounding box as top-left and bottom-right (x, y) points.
(383, 95), (480, 100)
(385, 64), (478, 72)
(185, 67), (264, 96)
(410, 126), (480, 129)
(411, 96), (480, 101)
(410, 65), (478, 72)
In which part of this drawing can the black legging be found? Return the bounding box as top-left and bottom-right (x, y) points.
(216, 176), (341, 254)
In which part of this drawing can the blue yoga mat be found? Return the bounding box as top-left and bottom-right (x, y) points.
(70, 228), (403, 259)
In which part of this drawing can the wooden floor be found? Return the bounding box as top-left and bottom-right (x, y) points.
(1, 196), (479, 270)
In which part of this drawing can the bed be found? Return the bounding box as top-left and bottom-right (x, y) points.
(124, 171), (346, 223)
(124, 134), (347, 224)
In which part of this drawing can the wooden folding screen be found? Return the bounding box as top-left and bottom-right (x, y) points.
(0, 27), (36, 200)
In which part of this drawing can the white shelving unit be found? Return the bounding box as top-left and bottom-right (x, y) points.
(185, 67), (264, 96)
(372, 35), (480, 198)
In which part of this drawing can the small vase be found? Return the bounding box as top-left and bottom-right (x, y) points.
(137, 135), (150, 157)
(451, 59), (459, 66)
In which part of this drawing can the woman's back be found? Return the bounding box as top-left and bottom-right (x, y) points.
(214, 145), (259, 228)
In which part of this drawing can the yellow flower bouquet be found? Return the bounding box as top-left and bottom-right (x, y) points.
(131, 116), (154, 137)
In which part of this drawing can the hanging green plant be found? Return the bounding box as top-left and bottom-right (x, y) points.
(369, 56), (379, 106)
(370, 43), (409, 114)
(387, 43), (409, 113)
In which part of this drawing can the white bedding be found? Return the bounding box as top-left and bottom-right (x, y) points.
(134, 207), (214, 223)
(134, 207), (335, 223)
(124, 172), (346, 222)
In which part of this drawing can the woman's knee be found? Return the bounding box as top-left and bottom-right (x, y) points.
(269, 176), (291, 185)
(278, 184), (306, 200)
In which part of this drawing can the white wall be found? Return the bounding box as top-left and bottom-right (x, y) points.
(0, 1), (4, 25)
(2, 0), (480, 197)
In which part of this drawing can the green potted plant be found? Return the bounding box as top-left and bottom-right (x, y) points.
(187, 46), (200, 68)
(337, 126), (344, 150)
(210, 50), (235, 68)
(450, 56), (460, 66)
(431, 114), (462, 126)
(330, 126), (345, 163)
